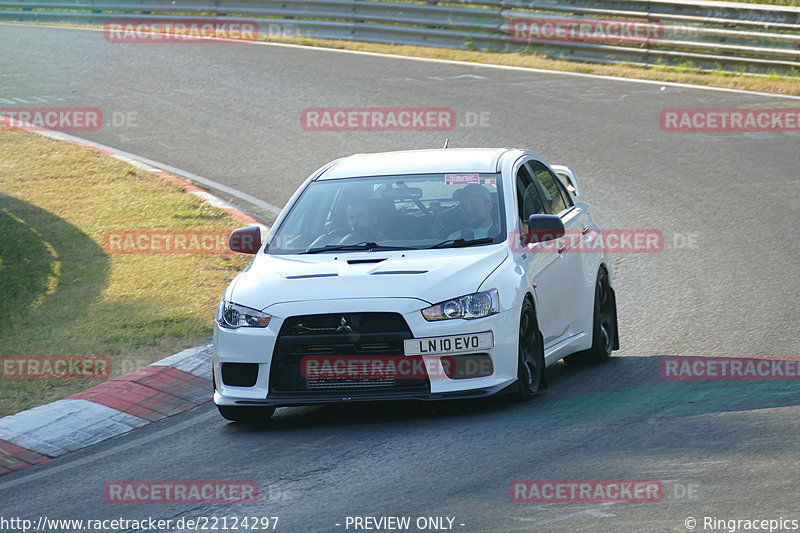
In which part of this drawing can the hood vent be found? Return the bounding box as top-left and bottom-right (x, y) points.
(346, 258), (387, 265)
(285, 273), (338, 279)
(370, 270), (428, 275)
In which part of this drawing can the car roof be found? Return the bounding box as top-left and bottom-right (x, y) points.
(317, 148), (512, 180)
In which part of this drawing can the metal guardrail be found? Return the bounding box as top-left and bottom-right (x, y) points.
(0, 0), (797, 74)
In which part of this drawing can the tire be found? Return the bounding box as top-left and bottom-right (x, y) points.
(513, 299), (546, 401)
(564, 268), (617, 365)
(217, 404), (276, 423)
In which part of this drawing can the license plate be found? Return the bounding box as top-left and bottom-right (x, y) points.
(404, 332), (493, 356)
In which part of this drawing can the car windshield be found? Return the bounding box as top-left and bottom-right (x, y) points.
(268, 173), (506, 254)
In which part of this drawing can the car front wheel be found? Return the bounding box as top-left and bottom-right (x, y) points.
(513, 299), (545, 401)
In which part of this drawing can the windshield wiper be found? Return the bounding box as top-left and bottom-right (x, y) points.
(427, 237), (494, 249)
(303, 242), (409, 254)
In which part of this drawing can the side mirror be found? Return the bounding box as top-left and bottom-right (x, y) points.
(229, 226), (262, 254)
(527, 214), (565, 242)
(551, 165), (581, 197)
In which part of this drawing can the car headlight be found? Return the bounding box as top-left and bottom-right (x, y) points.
(216, 299), (271, 328)
(422, 289), (500, 321)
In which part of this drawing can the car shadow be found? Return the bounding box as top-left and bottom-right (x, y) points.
(222, 353), (800, 432)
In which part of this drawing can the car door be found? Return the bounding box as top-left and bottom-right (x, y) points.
(526, 160), (588, 343)
(511, 160), (570, 349)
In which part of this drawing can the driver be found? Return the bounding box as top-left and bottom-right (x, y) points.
(448, 184), (497, 240)
(342, 199), (384, 242)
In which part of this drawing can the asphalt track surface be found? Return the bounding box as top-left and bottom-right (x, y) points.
(1, 24), (799, 533)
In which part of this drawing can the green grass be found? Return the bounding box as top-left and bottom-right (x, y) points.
(0, 129), (254, 416)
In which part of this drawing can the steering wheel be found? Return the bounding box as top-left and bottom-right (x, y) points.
(308, 228), (349, 248)
(337, 228), (375, 244)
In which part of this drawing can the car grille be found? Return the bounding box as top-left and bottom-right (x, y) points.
(269, 312), (430, 396)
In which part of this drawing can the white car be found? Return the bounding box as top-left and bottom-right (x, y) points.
(213, 148), (618, 421)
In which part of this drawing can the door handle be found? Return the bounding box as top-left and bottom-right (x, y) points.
(558, 243), (567, 253)
(582, 227), (590, 235)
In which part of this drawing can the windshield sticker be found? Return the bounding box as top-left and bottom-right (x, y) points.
(445, 174), (495, 185)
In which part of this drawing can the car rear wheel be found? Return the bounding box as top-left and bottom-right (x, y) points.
(217, 405), (276, 423)
(513, 300), (545, 401)
(564, 268), (617, 365)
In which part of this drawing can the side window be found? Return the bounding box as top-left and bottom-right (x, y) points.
(526, 161), (570, 214)
(516, 165), (545, 229)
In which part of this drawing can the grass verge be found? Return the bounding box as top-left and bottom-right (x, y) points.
(258, 36), (800, 97)
(0, 128), (254, 417)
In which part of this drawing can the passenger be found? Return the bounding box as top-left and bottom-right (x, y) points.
(448, 184), (497, 240)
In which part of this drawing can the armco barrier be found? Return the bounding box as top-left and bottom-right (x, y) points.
(0, 0), (797, 74)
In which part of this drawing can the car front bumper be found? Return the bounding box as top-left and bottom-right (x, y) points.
(213, 297), (520, 408)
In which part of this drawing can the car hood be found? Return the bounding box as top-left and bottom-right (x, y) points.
(229, 245), (508, 312)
